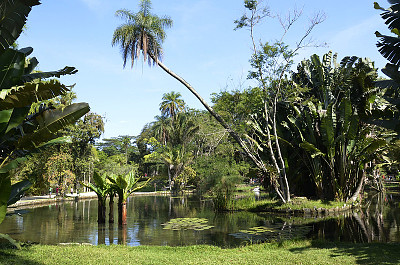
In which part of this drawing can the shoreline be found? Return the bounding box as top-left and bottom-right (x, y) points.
(7, 191), (171, 212)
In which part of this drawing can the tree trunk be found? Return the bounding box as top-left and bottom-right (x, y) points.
(348, 170), (366, 202)
(97, 198), (106, 224)
(153, 57), (271, 185)
(118, 198), (122, 225)
(118, 197), (128, 226)
(109, 193), (114, 223)
(121, 201), (127, 226)
(167, 166), (172, 191)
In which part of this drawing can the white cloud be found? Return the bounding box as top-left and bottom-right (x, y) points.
(328, 16), (382, 49)
(79, 0), (112, 14)
(80, 0), (101, 9)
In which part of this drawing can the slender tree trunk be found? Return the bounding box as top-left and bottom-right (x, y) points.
(121, 201), (127, 226)
(97, 198), (106, 224)
(167, 166), (172, 191)
(109, 192), (114, 223)
(118, 198), (122, 225)
(348, 169), (366, 202)
(152, 56), (270, 182)
(117, 196), (128, 226)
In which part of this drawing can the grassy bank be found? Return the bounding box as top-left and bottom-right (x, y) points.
(1, 240), (399, 265)
(231, 195), (348, 212)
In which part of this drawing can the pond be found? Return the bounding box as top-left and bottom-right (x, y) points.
(1, 192), (399, 247)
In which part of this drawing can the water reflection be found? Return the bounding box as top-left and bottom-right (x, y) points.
(1, 193), (400, 247)
(307, 191), (400, 243)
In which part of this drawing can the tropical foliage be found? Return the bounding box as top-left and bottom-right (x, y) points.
(0, 0), (90, 247)
(81, 172), (109, 224)
(107, 170), (151, 225)
(111, 0), (173, 66)
(289, 52), (386, 201)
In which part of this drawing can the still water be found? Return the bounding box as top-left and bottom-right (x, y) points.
(1, 193), (399, 247)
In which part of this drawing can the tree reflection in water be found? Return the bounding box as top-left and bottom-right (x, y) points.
(310, 190), (400, 243)
(1, 194), (400, 246)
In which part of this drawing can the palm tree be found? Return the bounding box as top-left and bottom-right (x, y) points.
(151, 115), (171, 145)
(112, 0), (267, 193)
(159, 91), (186, 119)
(111, 0), (172, 67)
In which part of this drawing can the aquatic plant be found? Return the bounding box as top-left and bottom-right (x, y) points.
(230, 224), (311, 242)
(161, 218), (214, 231)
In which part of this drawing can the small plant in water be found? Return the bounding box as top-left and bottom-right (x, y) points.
(230, 224), (311, 242)
(161, 218), (214, 231)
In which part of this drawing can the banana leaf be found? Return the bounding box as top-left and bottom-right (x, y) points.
(0, 176), (11, 224)
(0, 107), (30, 135)
(17, 102), (90, 149)
(0, 0), (40, 54)
(0, 233), (20, 249)
(299, 141), (325, 158)
(7, 180), (32, 206)
(0, 80), (71, 110)
(20, 66), (78, 84)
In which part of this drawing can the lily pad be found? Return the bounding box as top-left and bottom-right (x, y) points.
(162, 218), (214, 231)
(230, 224), (311, 242)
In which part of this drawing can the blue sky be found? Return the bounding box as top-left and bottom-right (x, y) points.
(18, 0), (389, 139)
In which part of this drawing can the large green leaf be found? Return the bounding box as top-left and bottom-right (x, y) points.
(338, 98), (352, 134)
(299, 141), (324, 158)
(82, 172), (109, 198)
(7, 180), (31, 206)
(3, 106), (30, 134)
(0, 0), (40, 54)
(93, 171), (107, 190)
(320, 103), (336, 152)
(0, 177), (11, 224)
(376, 33), (400, 66)
(20, 66), (78, 83)
(0, 108), (13, 133)
(0, 233), (21, 249)
(347, 114), (359, 140)
(0, 48), (28, 89)
(0, 157), (26, 174)
(17, 102), (90, 149)
(0, 80), (70, 110)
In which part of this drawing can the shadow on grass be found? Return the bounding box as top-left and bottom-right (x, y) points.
(0, 249), (43, 265)
(289, 240), (400, 264)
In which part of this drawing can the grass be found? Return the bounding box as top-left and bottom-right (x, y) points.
(231, 196), (348, 212)
(231, 184), (348, 212)
(1, 240), (399, 265)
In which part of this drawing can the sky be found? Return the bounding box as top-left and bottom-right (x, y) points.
(18, 0), (390, 139)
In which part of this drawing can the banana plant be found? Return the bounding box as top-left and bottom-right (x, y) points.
(290, 51), (387, 201)
(374, 1), (400, 135)
(0, 0), (90, 247)
(81, 172), (109, 224)
(107, 170), (151, 225)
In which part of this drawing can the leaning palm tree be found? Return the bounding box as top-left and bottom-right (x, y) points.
(159, 91), (186, 119)
(112, 0), (267, 195)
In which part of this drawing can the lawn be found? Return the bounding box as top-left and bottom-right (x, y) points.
(1, 240), (399, 265)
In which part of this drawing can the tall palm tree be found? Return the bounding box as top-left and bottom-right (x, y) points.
(159, 91), (186, 119)
(112, 0), (267, 188)
(111, 0), (172, 67)
(152, 115), (171, 145)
